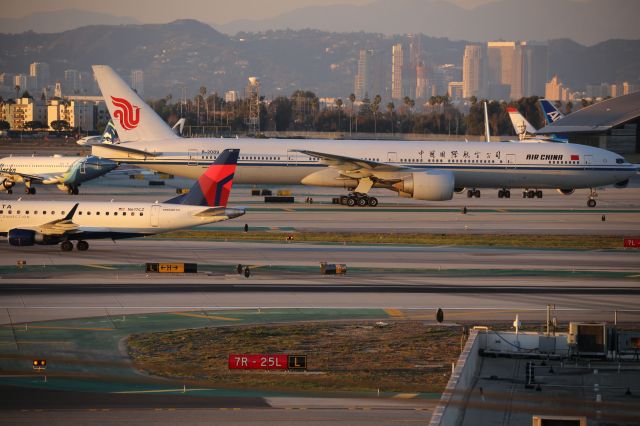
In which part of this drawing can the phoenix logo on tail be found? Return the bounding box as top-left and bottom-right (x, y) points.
(111, 96), (140, 130)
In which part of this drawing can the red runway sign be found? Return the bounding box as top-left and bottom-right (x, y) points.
(624, 238), (640, 248)
(228, 354), (289, 370)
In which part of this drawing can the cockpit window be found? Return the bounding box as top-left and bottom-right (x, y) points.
(616, 158), (624, 164)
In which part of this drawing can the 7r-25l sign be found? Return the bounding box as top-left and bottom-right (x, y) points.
(228, 354), (307, 371)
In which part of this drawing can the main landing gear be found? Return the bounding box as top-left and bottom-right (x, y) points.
(523, 189), (543, 199)
(24, 185), (36, 195)
(498, 189), (511, 198)
(467, 188), (481, 198)
(60, 240), (89, 251)
(67, 186), (79, 195)
(340, 192), (379, 207)
(587, 188), (597, 208)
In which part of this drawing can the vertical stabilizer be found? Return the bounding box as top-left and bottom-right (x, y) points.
(507, 107), (537, 140)
(92, 65), (177, 142)
(539, 99), (565, 125)
(180, 149), (240, 207)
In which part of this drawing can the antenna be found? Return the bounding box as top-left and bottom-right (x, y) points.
(483, 101), (491, 142)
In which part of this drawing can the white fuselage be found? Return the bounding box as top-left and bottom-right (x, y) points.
(0, 200), (231, 237)
(93, 138), (635, 190)
(0, 156), (81, 184)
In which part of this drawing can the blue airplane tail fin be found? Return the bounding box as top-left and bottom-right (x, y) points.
(539, 99), (564, 125)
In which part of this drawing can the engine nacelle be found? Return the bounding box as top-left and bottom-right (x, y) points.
(392, 171), (454, 201)
(454, 187), (466, 194)
(8, 229), (59, 246)
(615, 179), (629, 188)
(556, 188), (575, 196)
(2, 178), (15, 190)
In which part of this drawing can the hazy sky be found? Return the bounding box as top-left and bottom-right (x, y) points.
(7, 0), (499, 23)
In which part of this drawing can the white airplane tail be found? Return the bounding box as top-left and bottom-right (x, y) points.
(506, 107), (537, 140)
(92, 65), (177, 142)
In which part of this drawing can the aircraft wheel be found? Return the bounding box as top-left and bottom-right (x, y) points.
(29, 187), (36, 195)
(340, 195), (348, 205)
(467, 189), (473, 198)
(536, 190), (543, 198)
(588, 199), (596, 208)
(76, 241), (89, 251)
(474, 189), (481, 198)
(7, 189), (12, 194)
(346, 197), (357, 207)
(24, 187), (30, 194)
(236, 264), (243, 274)
(60, 241), (73, 252)
(368, 197), (378, 207)
(498, 189), (504, 198)
(73, 187), (79, 195)
(357, 197), (368, 207)
(244, 267), (251, 278)
(505, 190), (511, 198)
(528, 190), (535, 198)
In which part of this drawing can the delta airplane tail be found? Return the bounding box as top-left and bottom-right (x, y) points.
(539, 99), (565, 125)
(92, 65), (177, 142)
(167, 149), (240, 207)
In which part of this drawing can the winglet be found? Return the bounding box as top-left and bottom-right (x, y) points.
(63, 203), (79, 221)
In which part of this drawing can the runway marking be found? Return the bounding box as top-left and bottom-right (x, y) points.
(85, 264), (117, 270)
(385, 308), (404, 317)
(10, 341), (72, 344)
(11, 325), (114, 331)
(393, 393), (418, 399)
(171, 312), (240, 321)
(114, 388), (211, 394)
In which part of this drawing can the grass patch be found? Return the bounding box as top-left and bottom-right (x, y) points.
(151, 231), (624, 250)
(128, 321), (463, 393)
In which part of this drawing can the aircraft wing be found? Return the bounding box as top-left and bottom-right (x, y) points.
(0, 170), (62, 184)
(92, 143), (161, 160)
(27, 203), (81, 235)
(292, 150), (405, 172)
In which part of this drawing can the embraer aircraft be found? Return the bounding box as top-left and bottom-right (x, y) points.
(91, 65), (635, 207)
(0, 154), (117, 195)
(0, 149), (244, 251)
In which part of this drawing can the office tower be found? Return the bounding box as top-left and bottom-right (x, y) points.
(391, 43), (403, 100)
(130, 69), (144, 97)
(523, 43), (548, 97)
(462, 44), (484, 99)
(29, 62), (50, 89)
(64, 69), (81, 94)
(415, 62), (429, 100)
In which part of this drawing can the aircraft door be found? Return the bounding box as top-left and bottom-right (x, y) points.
(387, 152), (398, 162)
(79, 159), (86, 174)
(188, 149), (199, 166)
(584, 155), (592, 165)
(150, 205), (160, 227)
(506, 154), (516, 166)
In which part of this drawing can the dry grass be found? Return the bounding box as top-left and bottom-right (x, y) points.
(128, 321), (463, 393)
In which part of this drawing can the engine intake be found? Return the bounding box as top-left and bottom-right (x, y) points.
(392, 171), (454, 201)
(2, 179), (15, 190)
(556, 188), (575, 195)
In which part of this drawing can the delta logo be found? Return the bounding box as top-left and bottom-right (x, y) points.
(111, 96), (140, 130)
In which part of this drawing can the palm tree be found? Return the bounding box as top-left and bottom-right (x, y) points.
(348, 93), (356, 135)
(335, 98), (343, 131)
(372, 95), (381, 134)
(199, 86), (208, 124)
(386, 102), (395, 135)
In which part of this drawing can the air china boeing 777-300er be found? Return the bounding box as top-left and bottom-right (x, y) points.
(0, 149), (244, 251)
(91, 65), (635, 208)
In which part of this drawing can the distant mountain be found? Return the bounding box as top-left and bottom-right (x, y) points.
(0, 21), (638, 99)
(219, 0), (640, 46)
(0, 10), (139, 34)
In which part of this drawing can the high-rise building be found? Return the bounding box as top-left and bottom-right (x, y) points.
(622, 82), (640, 95)
(47, 99), (94, 130)
(415, 63), (429, 100)
(224, 90), (239, 103)
(545, 75), (573, 102)
(486, 41), (548, 99)
(462, 44), (484, 99)
(523, 43), (548, 97)
(448, 82), (464, 101)
(355, 50), (372, 100)
(130, 69), (144, 97)
(391, 44), (404, 100)
(29, 62), (50, 90)
(64, 69), (80, 95)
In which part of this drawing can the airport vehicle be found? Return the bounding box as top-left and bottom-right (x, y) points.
(91, 65), (635, 207)
(0, 149), (244, 251)
(0, 154), (117, 195)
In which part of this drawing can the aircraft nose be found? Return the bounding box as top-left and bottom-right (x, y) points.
(224, 208), (245, 219)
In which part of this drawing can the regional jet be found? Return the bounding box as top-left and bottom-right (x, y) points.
(0, 149), (244, 251)
(91, 65), (635, 207)
(0, 154), (117, 195)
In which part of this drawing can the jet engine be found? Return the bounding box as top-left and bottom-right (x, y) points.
(8, 229), (59, 246)
(392, 170), (454, 201)
(615, 179), (630, 188)
(556, 188), (575, 195)
(454, 187), (466, 194)
(1, 178), (15, 190)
